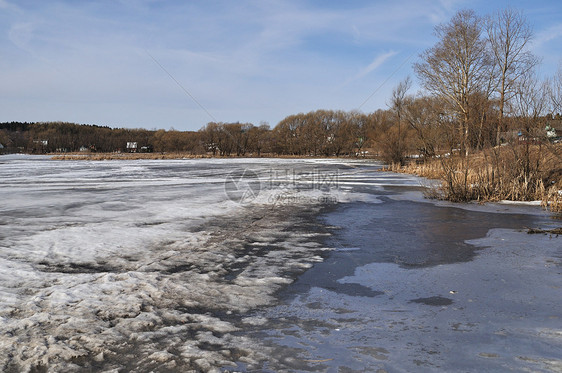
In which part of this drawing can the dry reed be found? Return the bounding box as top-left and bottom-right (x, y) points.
(395, 144), (562, 213)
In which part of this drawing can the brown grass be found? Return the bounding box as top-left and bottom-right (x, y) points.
(393, 143), (562, 213)
(50, 152), (373, 161)
(52, 152), (216, 161)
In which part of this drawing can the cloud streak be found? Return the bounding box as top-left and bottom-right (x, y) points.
(8, 22), (34, 51)
(356, 51), (399, 80)
(533, 23), (562, 49)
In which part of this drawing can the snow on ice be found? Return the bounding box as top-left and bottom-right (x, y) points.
(0, 156), (384, 372)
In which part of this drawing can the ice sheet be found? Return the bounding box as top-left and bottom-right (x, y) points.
(259, 228), (561, 372)
(1, 155), (555, 372)
(0, 156), (405, 372)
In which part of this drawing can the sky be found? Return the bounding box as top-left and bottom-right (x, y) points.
(1, 0), (561, 131)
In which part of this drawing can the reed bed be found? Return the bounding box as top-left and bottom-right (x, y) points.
(51, 153), (213, 161)
(392, 143), (562, 213)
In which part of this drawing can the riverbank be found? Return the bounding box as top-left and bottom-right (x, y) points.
(385, 144), (562, 213)
(48, 152), (373, 161)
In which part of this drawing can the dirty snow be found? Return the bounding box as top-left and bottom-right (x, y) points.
(0, 156), (388, 372)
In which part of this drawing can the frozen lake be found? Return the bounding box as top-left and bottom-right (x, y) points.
(0, 155), (560, 372)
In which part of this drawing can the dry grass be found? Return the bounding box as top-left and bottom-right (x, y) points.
(394, 143), (562, 213)
(51, 152), (214, 161)
(50, 152), (370, 161)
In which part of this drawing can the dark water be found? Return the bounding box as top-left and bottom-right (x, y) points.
(234, 180), (561, 372)
(290, 197), (543, 296)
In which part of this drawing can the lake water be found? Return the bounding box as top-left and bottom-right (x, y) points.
(0, 155), (560, 372)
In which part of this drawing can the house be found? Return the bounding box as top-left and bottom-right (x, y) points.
(32, 139), (48, 153)
(499, 124), (562, 145)
(126, 142), (138, 153)
(546, 122), (562, 142)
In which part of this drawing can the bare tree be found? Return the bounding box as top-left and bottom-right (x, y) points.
(508, 71), (550, 189)
(403, 96), (444, 157)
(390, 76), (412, 164)
(274, 114), (304, 155)
(549, 63), (562, 114)
(414, 10), (491, 156)
(200, 122), (222, 155)
(487, 8), (539, 145)
(248, 122), (271, 156)
(514, 72), (549, 121)
(347, 111), (369, 157)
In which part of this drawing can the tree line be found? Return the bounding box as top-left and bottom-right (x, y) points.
(0, 113), (376, 157)
(400, 8), (562, 207)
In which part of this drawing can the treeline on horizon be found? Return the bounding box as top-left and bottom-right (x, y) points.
(1, 101), (560, 160)
(0, 113), (376, 157)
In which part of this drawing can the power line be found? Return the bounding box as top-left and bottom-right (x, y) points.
(146, 50), (217, 122)
(357, 50), (417, 111)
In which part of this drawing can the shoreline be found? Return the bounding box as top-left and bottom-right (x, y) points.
(47, 152), (375, 161)
(381, 150), (562, 214)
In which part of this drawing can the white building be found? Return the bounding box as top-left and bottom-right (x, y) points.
(126, 142), (138, 152)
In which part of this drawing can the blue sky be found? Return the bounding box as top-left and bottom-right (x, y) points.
(1, 0), (561, 131)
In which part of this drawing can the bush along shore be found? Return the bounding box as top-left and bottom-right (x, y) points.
(386, 143), (562, 213)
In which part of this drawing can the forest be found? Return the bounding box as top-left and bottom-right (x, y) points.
(1, 9), (561, 209)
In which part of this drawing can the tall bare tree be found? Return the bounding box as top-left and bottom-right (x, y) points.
(414, 9), (491, 156)
(487, 8), (539, 145)
(390, 76), (412, 164)
(403, 96), (445, 157)
(510, 71), (550, 184)
(549, 63), (562, 114)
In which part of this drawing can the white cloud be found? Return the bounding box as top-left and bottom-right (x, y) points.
(360, 51), (399, 78)
(341, 50), (399, 87)
(8, 22), (34, 51)
(533, 23), (562, 49)
(0, 0), (19, 11)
